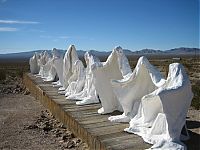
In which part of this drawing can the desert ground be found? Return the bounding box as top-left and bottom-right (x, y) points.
(0, 56), (199, 150)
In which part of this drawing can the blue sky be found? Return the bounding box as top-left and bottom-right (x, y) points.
(0, 0), (199, 54)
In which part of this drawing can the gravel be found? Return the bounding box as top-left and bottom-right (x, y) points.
(0, 75), (88, 150)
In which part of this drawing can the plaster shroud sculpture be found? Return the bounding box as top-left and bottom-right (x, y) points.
(64, 60), (86, 97)
(67, 51), (100, 105)
(92, 46), (132, 114)
(124, 63), (193, 150)
(58, 45), (79, 92)
(108, 56), (165, 122)
(43, 48), (62, 82)
(37, 51), (51, 77)
(29, 52), (40, 74)
(36, 51), (46, 76)
(51, 50), (64, 87)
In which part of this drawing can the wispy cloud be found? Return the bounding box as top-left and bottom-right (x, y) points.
(40, 35), (52, 38)
(29, 29), (45, 33)
(58, 36), (70, 39)
(0, 27), (18, 32)
(1, 0), (7, 3)
(0, 19), (39, 24)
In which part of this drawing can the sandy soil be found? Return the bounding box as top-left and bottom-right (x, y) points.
(184, 108), (200, 150)
(0, 93), (88, 150)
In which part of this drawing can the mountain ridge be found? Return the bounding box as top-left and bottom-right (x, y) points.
(0, 47), (199, 60)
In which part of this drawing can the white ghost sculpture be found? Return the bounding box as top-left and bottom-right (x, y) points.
(51, 51), (64, 87)
(124, 63), (193, 150)
(36, 51), (45, 76)
(92, 46), (132, 114)
(38, 51), (51, 77)
(67, 51), (100, 105)
(29, 52), (40, 74)
(35, 51), (45, 76)
(44, 48), (62, 82)
(108, 56), (165, 122)
(64, 60), (86, 97)
(58, 45), (79, 92)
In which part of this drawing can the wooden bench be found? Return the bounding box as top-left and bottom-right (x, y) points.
(23, 73), (150, 150)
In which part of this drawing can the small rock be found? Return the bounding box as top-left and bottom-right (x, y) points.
(72, 138), (81, 146)
(24, 124), (38, 130)
(43, 123), (53, 132)
(59, 140), (64, 143)
(62, 134), (70, 141)
(66, 140), (75, 148)
(55, 131), (63, 137)
(23, 89), (30, 95)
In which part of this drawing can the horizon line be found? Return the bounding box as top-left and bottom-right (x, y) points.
(0, 46), (199, 55)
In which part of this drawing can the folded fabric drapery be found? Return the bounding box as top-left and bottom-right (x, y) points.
(125, 63), (193, 150)
(58, 45), (79, 93)
(44, 48), (62, 82)
(64, 60), (86, 97)
(37, 51), (51, 78)
(92, 46), (132, 114)
(67, 51), (100, 105)
(109, 56), (165, 122)
(29, 52), (40, 74)
(51, 50), (64, 87)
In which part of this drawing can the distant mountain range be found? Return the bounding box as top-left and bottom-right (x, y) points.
(0, 47), (199, 60)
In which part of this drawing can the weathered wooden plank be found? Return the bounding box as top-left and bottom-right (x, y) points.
(84, 121), (121, 129)
(88, 124), (128, 136)
(106, 138), (150, 150)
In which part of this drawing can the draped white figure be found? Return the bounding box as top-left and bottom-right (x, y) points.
(124, 63), (193, 150)
(38, 51), (51, 78)
(58, 45), (79, 92)
(108, 56), (165, 122)
(51, 50), (64, 87)
(29, 52), (40, 74)
(63, 60), (86, 97)
(44, 48), (62, 82)
(92, 46), (132, 114)
(36, 51), (46, 76)
(67, 51), (100, 105)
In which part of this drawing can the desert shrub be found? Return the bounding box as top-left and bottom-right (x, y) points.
(0, 69), (6, 80)
(16, 68), (24, 78)
(191, 84), (200, 110)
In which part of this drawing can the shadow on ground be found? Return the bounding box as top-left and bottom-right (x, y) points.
(184, 120), (200, 150)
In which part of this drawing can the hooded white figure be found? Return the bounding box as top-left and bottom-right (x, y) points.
(58, 45), (79, 92)
(43, 48), (62, 82)
(67, 51), (100, 105)
(38, 51), (51, 77)
(124, 63), (193, 150)
(29, 52), (40, 74)
(108, 56), (165, 123)
(36, 51), (46, 76)
(92, 46), (132, 114)
(51, 50), (64, 87)
(64, 60), (86, 97)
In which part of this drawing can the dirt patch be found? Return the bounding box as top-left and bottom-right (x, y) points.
(0, 94), (88, 150)
(24, 109), (87, 149)
(0, 72), (88, 150)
